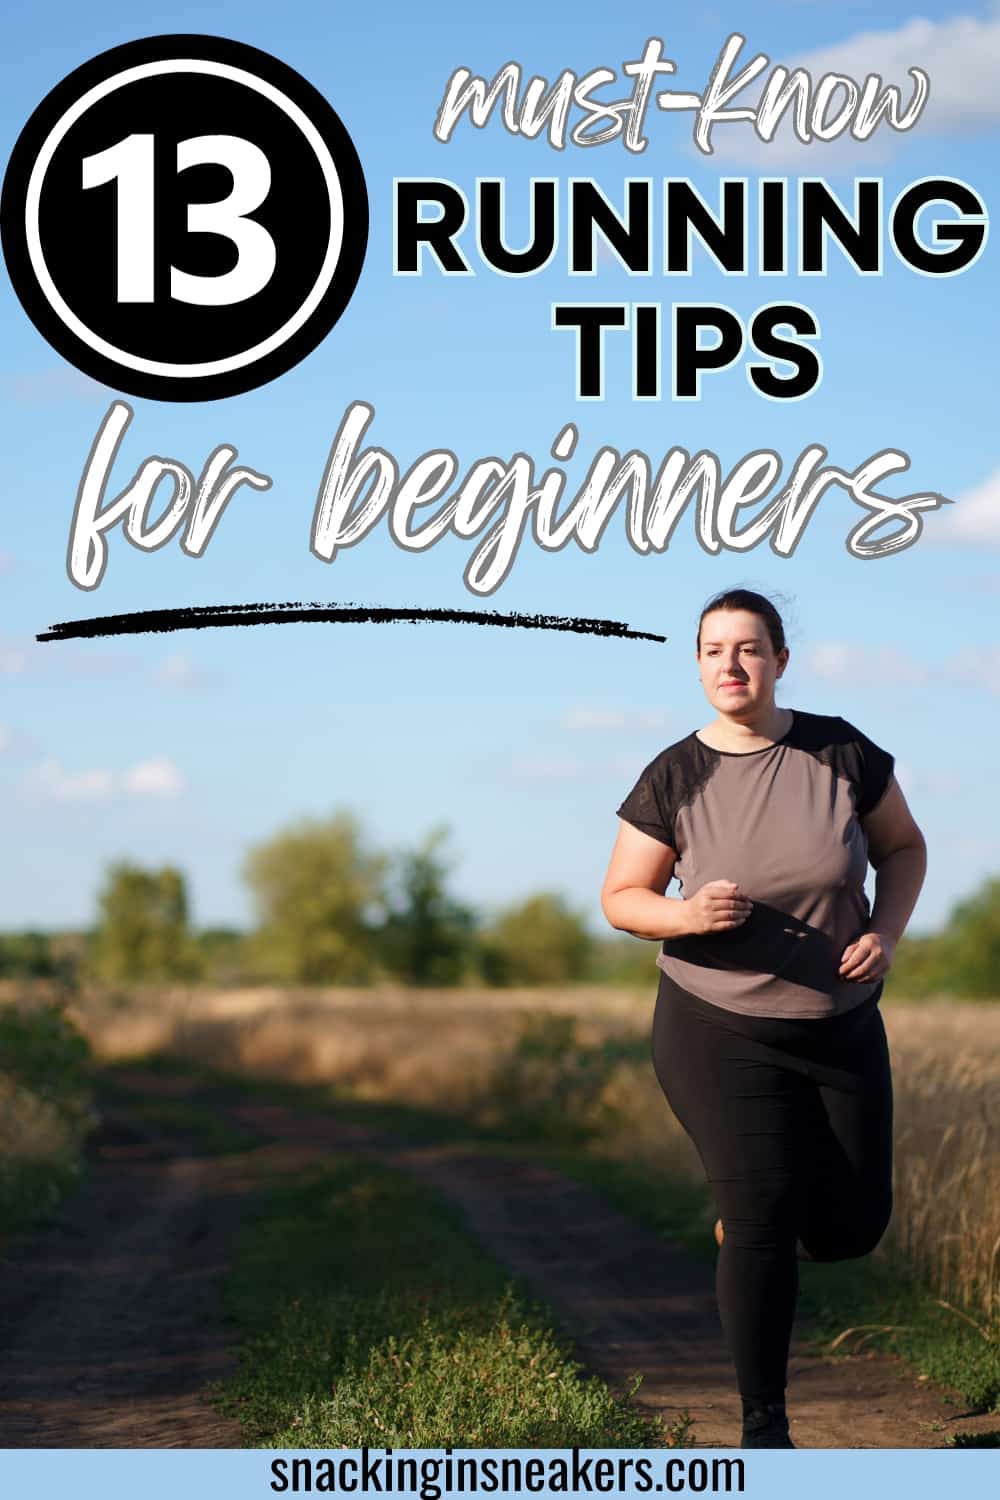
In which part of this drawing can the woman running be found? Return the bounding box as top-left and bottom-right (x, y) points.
(601, 588), (927, 1449)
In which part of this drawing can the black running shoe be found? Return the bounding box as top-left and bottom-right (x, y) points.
(740, 1403), (795, 1448)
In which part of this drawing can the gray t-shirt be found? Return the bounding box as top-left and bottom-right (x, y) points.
(616, 709), (895, 1019)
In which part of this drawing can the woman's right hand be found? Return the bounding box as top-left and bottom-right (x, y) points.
(683, 879), (753, 935)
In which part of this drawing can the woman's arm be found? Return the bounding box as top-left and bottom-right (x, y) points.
(601, 822), (753, 939)
(839, 775), (928, 981)
(601, 821), (690, 939)
(864, 775), (928, 943)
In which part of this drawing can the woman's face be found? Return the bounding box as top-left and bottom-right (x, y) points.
(696, 609), (789, 718)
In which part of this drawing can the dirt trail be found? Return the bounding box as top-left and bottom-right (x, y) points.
(0, 1072), (995, 1448)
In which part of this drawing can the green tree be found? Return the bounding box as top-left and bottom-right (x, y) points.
(90, 862), (196, 982)
(935, 876), (1000, 999)
(884, 876), (1000, 1001)
(380, 827), (475, 985)
(242, 811), (386, 984)
(479, 891), (594, 986)
(587, 933), (661, 988)
(882, 932), (947, 999)
(0, 931), (57, 979)
(195, 927), (253, 986)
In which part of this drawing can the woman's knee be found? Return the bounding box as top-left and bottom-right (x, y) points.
(801, 1196), (892, 1262)
(713, 1179), (803, 1251)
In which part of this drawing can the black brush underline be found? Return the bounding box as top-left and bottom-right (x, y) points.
(36, 602), (668, 645)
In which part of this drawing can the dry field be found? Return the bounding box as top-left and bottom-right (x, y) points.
(68, 982), (1000, 1328)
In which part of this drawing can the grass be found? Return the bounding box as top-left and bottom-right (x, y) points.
(96, 1066), (265, 1155)
(0, 998), (94, 1236)
(215, 1153), (681, 1449)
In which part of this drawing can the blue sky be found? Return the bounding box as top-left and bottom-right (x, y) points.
(2, 0), (998, 937)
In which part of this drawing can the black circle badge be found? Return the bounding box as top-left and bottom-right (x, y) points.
(1, 34), (369, 401)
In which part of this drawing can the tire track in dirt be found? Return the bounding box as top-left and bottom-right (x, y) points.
(1, 1073), (995, 1448)
(0, 1110), (249, 1446)
(0, 1088), (326, 1447)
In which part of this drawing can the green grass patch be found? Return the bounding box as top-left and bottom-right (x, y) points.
(216, 1155), (676, 1449)
(0, 1000), (93, 1235)
(794, 1257), (1000, 1413)
(97, 1068), (264, 1155)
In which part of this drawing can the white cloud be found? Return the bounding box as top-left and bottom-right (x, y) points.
(124, 757), (185, 796)
(946, 647), (1000, 695)
(954, 836), (997, 861)
(28, 758), (115, 802)
(0, 552), (13, 576)
(946, 574), (1000, 593)
(926, 466), (1000, 545)
(793, 15), (1000, 131)
(155, 653), (207, 690)
(27, 755), (184, 802)
(0, 639), (30, 674)
(4, 367), (108, 404)
(561, 706), (673, 734)
(60, 647), (139, 678)
(705, 13), (1000, 167)
(0, 636), (139, 678)
(0, 728), (13, 754)
(893, 761), (962, 796)
(0, 630), (141, 681)
(893, 758), (915, 793)
(505, 753), (642, 784)
(801, 639), (1000, 695)
(801, 641), (929, 684)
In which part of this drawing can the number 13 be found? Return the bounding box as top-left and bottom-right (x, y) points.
(81, 133), (276, 306)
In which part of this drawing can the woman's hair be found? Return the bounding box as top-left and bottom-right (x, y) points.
(696, 588), (787, 656)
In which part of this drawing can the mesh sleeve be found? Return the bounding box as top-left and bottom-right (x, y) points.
(847, 723), (896, 818)
(616, 758), (676, 849)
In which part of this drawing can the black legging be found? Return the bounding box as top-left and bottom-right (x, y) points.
(651, 970), (893, 1403)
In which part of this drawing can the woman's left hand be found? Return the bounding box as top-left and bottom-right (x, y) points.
(839, 931), (896, 982)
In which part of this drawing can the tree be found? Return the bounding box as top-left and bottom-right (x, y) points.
(884, 876), (1000, 1001)
(0, 931), (56, 979)
(479, 891), (594, 986)
(242, 811), (386, 984)
(90, 862), (196, 982)
(935, 877), (1000, 999)
(882, 932), (946, 999)
(195, 927), (253, 986)
(380, 827), (475, 985)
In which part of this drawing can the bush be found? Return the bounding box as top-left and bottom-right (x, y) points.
(485, 1013), (633, 1143)
(479, 893), (594, 986)
(0, 1001), (94, 1232)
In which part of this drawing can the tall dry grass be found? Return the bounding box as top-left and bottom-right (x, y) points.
(885, 1006), (1000, 1327)
(69, 982), (1000, 1326)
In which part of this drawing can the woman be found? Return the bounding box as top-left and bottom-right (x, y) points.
(601, 588), (926, 1450)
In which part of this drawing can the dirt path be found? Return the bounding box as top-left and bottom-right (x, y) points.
(0, 1072), (995, 1448)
